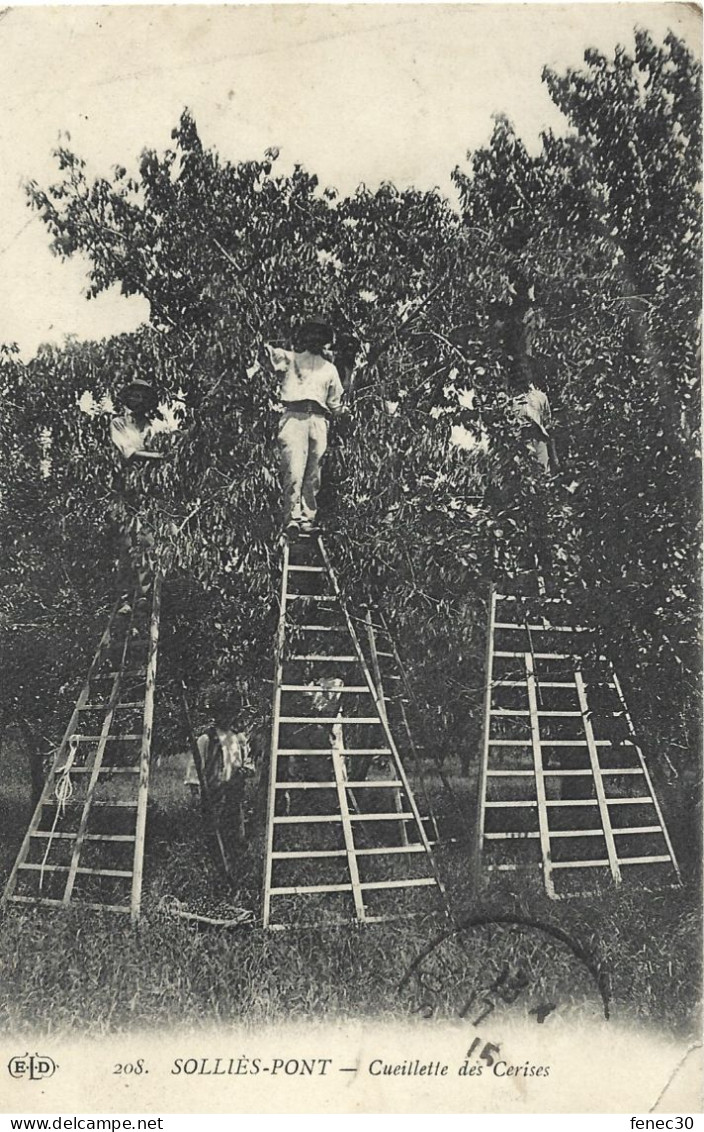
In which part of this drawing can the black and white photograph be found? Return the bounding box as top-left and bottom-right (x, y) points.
(0, 2), (701, 1116)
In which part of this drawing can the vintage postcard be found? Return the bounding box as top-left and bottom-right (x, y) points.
(0, 1), (701, 1117)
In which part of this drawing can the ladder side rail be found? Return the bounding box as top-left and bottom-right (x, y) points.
(262, 541), (291, 929)
(130, 574), (162, 922)
(62, 595), (139, 904)
(525, 652), (556, 899)
(329, 728), (367, 920)
(397, 696), (440, 843)
(2, 598), (122, 907)
(609, 667), (682, 882)
(573, 668), (622, 885)
(475, 586), (496, 882)
(375, 612), (441, 842)
(379, 611), (458, 804)
(365, 611), (409, 847)
(318, 537), (445, 900)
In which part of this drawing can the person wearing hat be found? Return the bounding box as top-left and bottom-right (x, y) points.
(110, 378), (164, 612)
(266, 317), (349, 538)
(110, 378), (165, 462)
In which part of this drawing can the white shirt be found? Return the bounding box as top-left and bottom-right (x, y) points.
(110, 413), (153, 459)
(512, 386), (551, 437)
(267, 347), (344, 415)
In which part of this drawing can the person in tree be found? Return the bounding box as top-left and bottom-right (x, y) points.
(266, 317), (349, 539)
(110, 378), (165, 463)
(510, 373), (557, 474)
(110, 378), (164, 611)
(184, 685), (256, 846)
(490, 300), (558, 474)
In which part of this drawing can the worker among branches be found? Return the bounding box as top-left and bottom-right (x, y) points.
(509, 371), (557, 474)
(110, 377), (164, 612)
(266, 317), (349, 539)
(490, 298), (558, 474)
(110, 378), (165, 463)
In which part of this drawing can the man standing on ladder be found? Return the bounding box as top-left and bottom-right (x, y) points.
(266, 317), (349, 540)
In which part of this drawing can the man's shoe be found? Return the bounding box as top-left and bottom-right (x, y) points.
(299, 520), (320, 535)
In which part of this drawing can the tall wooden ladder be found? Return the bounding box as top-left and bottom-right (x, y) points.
(2, 576), (162, 922)
(476, 587), (681, 898)
(263, 534), (445, 929)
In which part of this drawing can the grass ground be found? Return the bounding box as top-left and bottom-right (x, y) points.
(0, 738), (700, 1039)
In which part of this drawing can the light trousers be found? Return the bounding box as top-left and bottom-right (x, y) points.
(278, 410), (328, 524)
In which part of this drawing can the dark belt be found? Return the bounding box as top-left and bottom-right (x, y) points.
(282, 399), (328, 416)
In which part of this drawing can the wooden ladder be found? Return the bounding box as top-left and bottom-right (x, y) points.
(262, 534), (446, 929)
(476, 587), (681, 898)
(2, 576), (162, 922)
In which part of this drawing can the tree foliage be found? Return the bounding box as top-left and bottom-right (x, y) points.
(2, 30), (700, 791)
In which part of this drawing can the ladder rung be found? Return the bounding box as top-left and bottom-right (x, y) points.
(485, 831), (539, 839)
(487, 770), (534, 777)
(496, 681), (575, 688)
(270, 883), (352, 895)
(287, 565), (325, 573)
(551, 860), (610, 869)
(360, 878), (436, 891)
(601, 768), (644, 775)
(496, 594), (570, 603)
(355, 845), (426, 856)
(77, 702), (143, 710)
(349, 812), (414, 821)
(279, 716), (381, 724)
(274, 812), (414, 823)
(277, 748), (391, 756)
(271, 850), (347, 859)
(487, 739), (621, 748)
(275, 781), (336, 789)
(7, 894), (132, 912)
(288, 594), (336, 602)
(619, 855), (672, 865)
(485, 800), (536, 809)
(58, 766), (139, 775)
(73, 734), (142, 742)
(607, 797), (653, 805)
(376, 652), (394, 658)
(542, 770), (593, 777)
(290, 655), (357, 661)
(495, 651), (602, 661)
(345, 780), (403, 788)
(273, 815), (347, 825)
(19, 864), (133, 877)
(612, 826), (663, 835)
(550, 829), (604, 838)
(281, 685), (369, 693)
(42, 800), (138, 809)
(494, 623), (580, 632)
(491, 710), (582, 717)
(91, 801), (140, 808)
(545, 799), (598, 807)
(294, 625), (342, 633)
(275, 779), (401, 789)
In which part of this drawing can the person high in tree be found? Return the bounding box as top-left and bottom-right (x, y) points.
(109, 377), (165, 612)
(266, 317), (349, 539)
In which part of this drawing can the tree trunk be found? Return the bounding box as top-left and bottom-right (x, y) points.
(17, 716), (45, 808)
